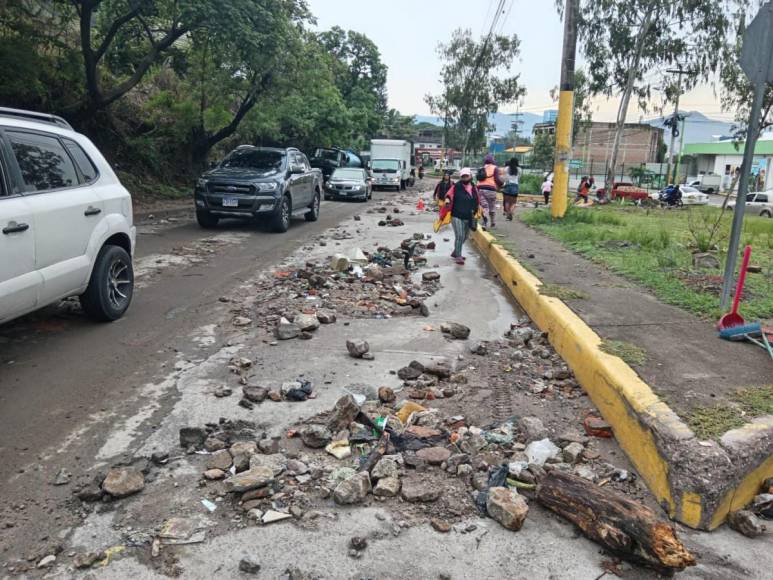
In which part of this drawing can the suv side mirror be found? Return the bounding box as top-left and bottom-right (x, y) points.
(290, 164), (304, 175)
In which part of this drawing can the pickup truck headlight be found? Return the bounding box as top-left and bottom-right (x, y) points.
(196, 178), (208, 191)
(256, 182), (278, 192)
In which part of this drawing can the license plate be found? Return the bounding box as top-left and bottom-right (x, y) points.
(222, 197), (239, 207)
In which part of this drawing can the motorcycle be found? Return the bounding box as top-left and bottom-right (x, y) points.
(659, 185), (683, 208)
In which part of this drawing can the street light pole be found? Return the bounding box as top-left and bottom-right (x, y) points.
(551, 0), (579, 218)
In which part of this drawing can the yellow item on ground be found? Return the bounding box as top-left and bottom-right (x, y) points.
(396, 401), (427, 425)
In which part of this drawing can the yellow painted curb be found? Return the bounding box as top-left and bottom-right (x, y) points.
(471, 228), (772, 530)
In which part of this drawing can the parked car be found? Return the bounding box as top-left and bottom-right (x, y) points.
(687, 174), (722, 194)
(597, 181), (649, 202)
(194, 146), (322, 233)
(650, 185), (708, 205)
(728, 191), (773, 217)
(309, 147), (362, 183)
(324, 168), (372, 201)
(0, 107), (136, 323)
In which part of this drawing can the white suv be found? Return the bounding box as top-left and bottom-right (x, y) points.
(0, 108), (136, 323)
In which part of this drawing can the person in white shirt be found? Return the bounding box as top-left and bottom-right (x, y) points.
(541, 177), (553, 205)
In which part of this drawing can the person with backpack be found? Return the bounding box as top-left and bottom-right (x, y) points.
(502, 157), (520, 221)
(439, 167), (480, 265)
(433, 171), (454, 207)
(477, 153), (503, 228)
(575, 176), (590, 205)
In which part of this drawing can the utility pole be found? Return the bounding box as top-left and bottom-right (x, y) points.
(551, 0), (579, 218)
(663, 66), (694, 185)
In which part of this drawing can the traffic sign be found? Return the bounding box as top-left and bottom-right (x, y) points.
(740, 2), (773, 84)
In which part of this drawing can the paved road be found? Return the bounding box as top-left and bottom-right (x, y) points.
(0, 195), (371, 558)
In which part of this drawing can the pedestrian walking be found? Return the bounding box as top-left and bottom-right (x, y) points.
(502, 157), (520, 221)
(476, 153), (503, 228)
(541, 176), (553, 205)
(433, 171), (454, 207)
(439, 167), (480, 265)
(575, 176), (590, 205)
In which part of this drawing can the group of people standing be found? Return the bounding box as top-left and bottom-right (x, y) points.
(433, 154), (521, 265)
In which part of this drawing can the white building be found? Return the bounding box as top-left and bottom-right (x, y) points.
(683, 139), (773, 191)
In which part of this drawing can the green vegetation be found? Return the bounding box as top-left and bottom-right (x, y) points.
(539, 284), (589, 301)
(521, 206), (773, 321)
(599, 339), (647, 366)
(519, 174), (543, 195)
(688, 384), (773, 440)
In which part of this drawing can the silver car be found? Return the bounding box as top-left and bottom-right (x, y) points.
(324, 168), (372, 202)
(729, 191), (773, 218)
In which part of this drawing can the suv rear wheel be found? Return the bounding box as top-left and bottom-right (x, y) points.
(197, 211), (219, 228)
(305, 191), (321, 222)
(761, 209), (772, 218)
(80, 245), (134, 321)
(272, 195), (291, 232)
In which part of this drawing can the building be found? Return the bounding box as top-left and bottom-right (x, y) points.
(531, 121), (664, 167)
(543, 110), (558, 123)
(683, 139), (773, 191)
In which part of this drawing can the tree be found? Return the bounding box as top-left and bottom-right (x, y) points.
(380, 109), (417, 140)
(551, 68), (593, 142)
(530, 132), (556, 171)
(426, 28), (525, 162)
(572, 0), (735, 187)
(721, 4), (773, 141)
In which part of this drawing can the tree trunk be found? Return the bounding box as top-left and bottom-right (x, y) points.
(606, 9), (655, 189)
(536, 471), (696, 573)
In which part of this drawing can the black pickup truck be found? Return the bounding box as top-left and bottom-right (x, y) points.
(194, 146), (323, 233)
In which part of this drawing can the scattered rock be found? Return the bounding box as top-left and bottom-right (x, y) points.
(583, 416), (613, 438)
(276, 318), (301, 340)
(224, 466), (274, 493)
(207, 449), (233, 471)
(242, 386), (268, 403)
(53, 468), (71, 486)
(317, 310), (337, 324)
(333, 472), (371, 505)
(349, 536), (368, 551)
(692, 252), (720, 270)
(422, 271), (441, 282)
(214, 386), (233, 398)
(233, 316), (252, 327)
(562, 442), (585, 465)
(378, 386), (396, 403)
(373, 476), (401, 497)
(262, 510), (293, 524)
(416, 447), (451, 465)
(487, 487), (529, 531)
(401, 478), (441, 502)
(327, 395), (360, 432)
(372, 458), (399, 480)
(440, 322), (470, 340)
(286, 460), (309, 476)
(230, 441), (259, 457)
(346, 339), (370, 358)
(398, 366), (422, 380)
(294, 313), (320, 332)
(204, 468), (226, 480)
(102, 467), (144, 498)
(37, 555), (56, 569)
(301, 424), (333, 448)
(727, 510), (767, 538)
(469, 341), (488, 356)
(520, 416), (548, 442)
(73, 552), (103, 569)
(249, 453), (287, 476)
(179, 426), (207, 449)
(431, 518), (452, 533)
(239, 557), (261, 575)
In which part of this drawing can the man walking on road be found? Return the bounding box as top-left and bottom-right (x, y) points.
(477, 153), (503, 228)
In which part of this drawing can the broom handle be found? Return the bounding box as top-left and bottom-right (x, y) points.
(730, 245), (752, 316)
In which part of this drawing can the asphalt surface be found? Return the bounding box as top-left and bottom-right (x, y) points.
(0, 195), (371, 561)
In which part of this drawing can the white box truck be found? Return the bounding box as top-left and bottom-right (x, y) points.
(688, 174), (722, 194)
(370, 139), (413, 191)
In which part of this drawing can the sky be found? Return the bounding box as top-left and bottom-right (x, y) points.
(306, 0), (734, 123)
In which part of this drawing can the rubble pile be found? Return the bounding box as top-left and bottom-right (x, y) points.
(727, 477), (773, 538)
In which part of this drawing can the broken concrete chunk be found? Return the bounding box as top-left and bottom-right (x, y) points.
(242, 386), (268, 403)
(301, 424), (332, 448)
(333, 472), (371, 505)
(727, 510), (767, 538)
(562, 442), (585, 465)
(440, 322), (470, 340)
(416, 447), (451, 465)
(346, 339), (370, 358)
(230, 441), (258, 457)
(378, 386), (396, 404)
(206, 449), (233, 471)
(371, 458), (399, 481)
(203, 468), (226, 480)
(276, 317), (301, 340)
(327, 394), (361, 432)
(520, 416), (548, 442)
(179, 426), (207, 449)
(469, 341), (488, 356)
(316, 310), (337, 324)
(239, 557), (261, 574)
(294, 313), (320, 332)
(249, 453), (287, 476)
(373, 476), (401, 497)
(487, 487), (529, 531)
(422, 271), (441, 282)
(224, 466), (274, 493)
(400, 477), (441, 502)
(102, 467), (145, 498)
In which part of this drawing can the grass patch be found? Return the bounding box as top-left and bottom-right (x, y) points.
(539, 283), (589, 300)
(687, 405), (747, 440)
(520, 205), (773, 321)
(735, 383), (773, 416)
(599, 339), (647, 366)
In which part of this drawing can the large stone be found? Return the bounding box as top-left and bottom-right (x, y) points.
(286, 459), (309, 476)
(204, 437), (227, 452)
(203, 469), (226, 480)
(207, 449), (233, 471)
(230, 441), (258, 457)
(276, 318), (301, 340)
(179, 426), (207, 449)
(378, 386), (396, 404)
(373, 477), (401, 497)
(422, 271), (441, 282)
(416, 447), (451, 465)
(249, 453), (287, 476)
(727, 510), (767, 538)
(102, 468), (144, 498)
(346, 340), (370, 358)
(371, 458), (399, 481)
(440, 322), (470, 340)
(692, 252), (720, 270)
(397, 366), (422, 381)
(333, 472), (371, 505)
(486, 487), (528, 531)
(294, 313), (320, 332)
(562, 442), (585, 465)
(413, 358), (453, 378)
(224, 466), (274, 493)
(400, 478), (441, 502)
(317, 310), (337, 324)
(239, 557), (261, 575)
(242, 386), (268, 403)
(327, 395), (360, 432)
(520, 416), (548, 442)
(301, 424), (332, 448)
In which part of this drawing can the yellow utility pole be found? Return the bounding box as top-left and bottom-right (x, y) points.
(551, 0), (579, 218)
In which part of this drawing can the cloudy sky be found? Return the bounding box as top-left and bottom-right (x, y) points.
(307, 0), (733, 123)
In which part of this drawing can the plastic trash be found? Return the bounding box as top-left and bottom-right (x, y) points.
(525, 438), (560, 466)
(200, 499), (217, 512)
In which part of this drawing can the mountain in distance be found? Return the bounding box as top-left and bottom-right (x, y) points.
(415, 110), (739, 145)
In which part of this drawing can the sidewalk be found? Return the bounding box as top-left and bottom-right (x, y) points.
(492, 212), (771, 423)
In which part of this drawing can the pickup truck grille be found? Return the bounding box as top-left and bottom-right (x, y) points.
(207, 182), (254, 195)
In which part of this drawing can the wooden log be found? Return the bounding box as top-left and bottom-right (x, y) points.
(536, 471), (695, 573)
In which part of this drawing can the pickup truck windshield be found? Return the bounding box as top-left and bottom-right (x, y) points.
(313, 149), (340, 162)
(332, 169), (363, 180)
(222, 149), (284, 171)
(372, 160), (399, 173)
